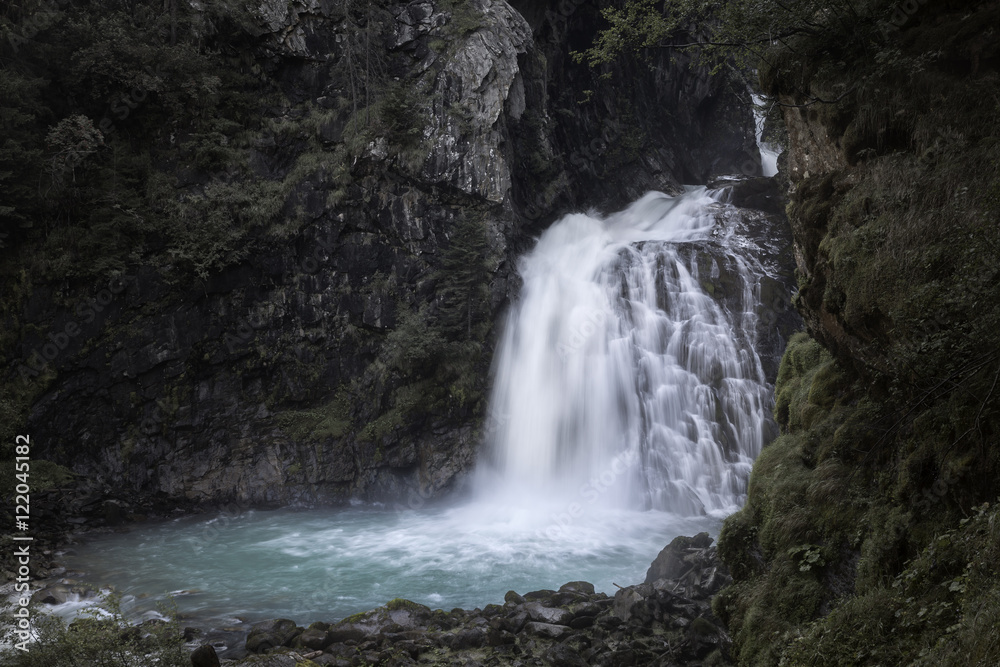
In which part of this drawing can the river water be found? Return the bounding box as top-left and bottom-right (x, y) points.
(59, 186), (777, 629)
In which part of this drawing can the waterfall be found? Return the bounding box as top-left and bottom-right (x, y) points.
(752, 94), (781, 178)
(57, 192), (787, 628)
(480, 188), (774, 518)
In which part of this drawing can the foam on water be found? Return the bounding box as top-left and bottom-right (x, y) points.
(477, 187), (771, 517)
(58, 187), (774, 628)
(61, 504), (718, 626)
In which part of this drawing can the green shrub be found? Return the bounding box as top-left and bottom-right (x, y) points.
(0, 593), (187, 667)
(439, 0), (484, 36)
(276, 390), (352, 443)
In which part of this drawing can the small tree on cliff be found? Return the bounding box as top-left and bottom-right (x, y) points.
(573, 0), (898, 86)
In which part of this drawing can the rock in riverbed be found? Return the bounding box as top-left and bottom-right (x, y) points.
(220, 535), (732, 666)
(189, 644), (220, 667)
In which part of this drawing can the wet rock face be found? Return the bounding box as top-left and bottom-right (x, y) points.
(421, 0), (532, 203)
(506, 0), (759, 223)
(21, 0), (763, 511)
(230, 537), (733, 665)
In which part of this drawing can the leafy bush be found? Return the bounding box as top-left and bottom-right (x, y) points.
(0, 593), (187, 667)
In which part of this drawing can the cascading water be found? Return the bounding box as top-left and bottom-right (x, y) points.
(51, 187), (785, 640)
(752, 94), (781, 178)
(480, 188), (772, 518)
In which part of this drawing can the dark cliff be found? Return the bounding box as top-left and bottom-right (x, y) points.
(715, 1), (1000, 664)
(0, 0), (759, 512)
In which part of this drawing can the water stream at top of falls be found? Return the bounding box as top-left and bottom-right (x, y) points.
(50, 186), (782, 637)
(476, 187), (772, 518)
(752, 94), (781, 178)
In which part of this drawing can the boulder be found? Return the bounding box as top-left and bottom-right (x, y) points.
(612, 585), (650, 623)
(551, 591), (588, 606)
(447, 627), (486, 649)
(523, 601), (573, 625)
(523, 589), (557, 601)
(558, 581), (596, 595)
(32, 585), (71, 605)
(522, 621), (571, 639)
(504, 590), (525, 604)
(292, 626), (332, 650)
(645, 532), (713, 584)
(245, 618), (300, 653)
(545, 643), (589, 667)
(502, 610), (528, 634)
(190, 644), (220, 667)
(326, 623), (368, 644)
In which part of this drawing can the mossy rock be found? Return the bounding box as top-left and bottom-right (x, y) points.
(773, 332), (846, 432)
(688, 616), (719, 637)
(384, 598), (429, 613)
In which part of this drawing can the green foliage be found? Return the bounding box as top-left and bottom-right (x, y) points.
(715, 3), (1000, 662)
(0, 593), (187, 667)
(355, 213), (493, 443)
(720, 333), (1000, 665)
(340, 79), (428, 170)
(378, 81), (425, 150)
(276, 390), (352, 444)
(436, 214), (491, 340)
(44, 115), (104, 186)
(157, 179), (285, 280)
(571, 0), (673, 71)
(439, 0), (484, 37)
(379, 213), (491, 392)
(384, 306), (450, 378)
(780, 502), (1000, 667)
(573, 0), (905, 83)
(773, 332), (829, 430)
(0, 67), (48, 234)
(786, 544), (826, 572)
(0, 0), (278, 281)
(0, 456), (75, 504)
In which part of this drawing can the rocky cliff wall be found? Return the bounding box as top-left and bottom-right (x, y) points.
(4, 0), (762, 515)
(715, 1), (1000, 663)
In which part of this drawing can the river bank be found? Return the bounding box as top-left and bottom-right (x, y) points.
(196, 532), (734, 666)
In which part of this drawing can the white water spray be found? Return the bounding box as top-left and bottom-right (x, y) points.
(481, 188), (773, 517)
(55, 190), (786, 630)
